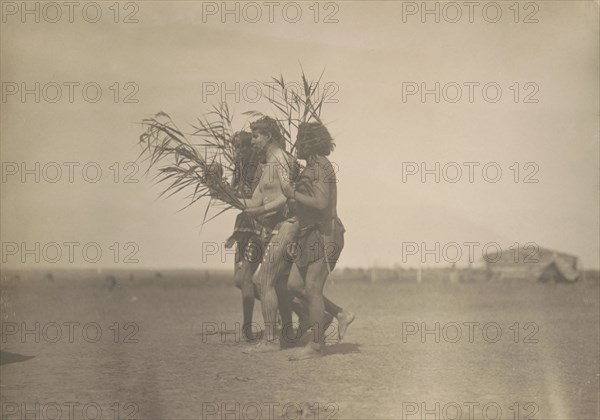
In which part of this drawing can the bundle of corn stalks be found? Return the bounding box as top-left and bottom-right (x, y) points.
(138, 104), (248, 224)
(138, 70), (330, 225)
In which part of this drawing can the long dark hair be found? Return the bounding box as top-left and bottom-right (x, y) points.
(297, 122), (334, 156)
(231, 131), (260, 197)
(250, 116), (286, 150)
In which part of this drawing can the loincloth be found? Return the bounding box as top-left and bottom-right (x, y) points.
(292, 217), (345, 271)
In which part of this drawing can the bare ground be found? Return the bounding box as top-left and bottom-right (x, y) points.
(1, 270), (598, 419)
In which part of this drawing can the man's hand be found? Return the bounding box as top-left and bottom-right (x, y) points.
(281, 182), (295, 199)
(243, 206), (265, 216)
(276, 175), (295, 199)
(225, 236), (236, 249)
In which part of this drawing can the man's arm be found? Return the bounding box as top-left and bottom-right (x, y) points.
(291, 175), (329, 210)
(283, 160), (330, 210)
(240, 178), (263, 208)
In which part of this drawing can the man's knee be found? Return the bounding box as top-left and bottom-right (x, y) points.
(252, 270), (261, 286)
(287, 280), (303, 297)
(253, 271), (267, 297)
(233, 263), (249, 287)
(286, 265), (303, 293)
(233, 270), (243, 289)
(304, 279), (322, 297)
(235, 274), (249, 290)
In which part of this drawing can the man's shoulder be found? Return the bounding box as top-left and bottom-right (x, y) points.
(314, 156), (335, 180)
(267, 148), (294, 168)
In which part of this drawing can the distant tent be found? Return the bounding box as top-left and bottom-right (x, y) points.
(484, 247), (580, 283)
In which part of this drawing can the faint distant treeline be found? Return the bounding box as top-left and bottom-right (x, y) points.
(2, 267), (599, 285)
(328, 266), (600, 284)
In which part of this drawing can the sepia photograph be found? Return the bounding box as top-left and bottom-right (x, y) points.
(1, 1), (599, 419)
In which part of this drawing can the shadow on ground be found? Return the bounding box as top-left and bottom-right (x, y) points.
(0, 351), (35, 366)
(325, 342), (360, 356)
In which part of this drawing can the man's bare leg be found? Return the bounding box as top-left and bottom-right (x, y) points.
(336, 310), (355, 341)
(291, 298), (334, 346)
(236, 260), (327, 348)
(276, 263), (294, 328)
(287, 265), (355, 342)
(289, 259), (329, 360)
(234, 249), (260, 341)
(275, 278), (295, 347)
(248, 220), (299, 352)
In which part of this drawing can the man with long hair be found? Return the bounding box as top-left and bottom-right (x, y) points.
(225, 131), (263, 341)
(225, 130), (313, 343)
(241, 117), (354, 352)
(282, 121), (354, 360)
(240, 116), (300, 351)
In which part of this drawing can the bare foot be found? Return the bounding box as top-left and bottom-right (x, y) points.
(280, 326), (303, 348)
(337, 311), (355, 342)
(242, 340), (279, 354)
(322, 313), (334, 333)
(288, 343), (322, 361)
(242, 324), (260, 342)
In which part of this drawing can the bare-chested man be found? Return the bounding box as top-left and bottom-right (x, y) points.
(226, 131), (305, 342)
(282, 122), (354, 360)
(240, 117), (353, 352)
(225, 131), (262, 341)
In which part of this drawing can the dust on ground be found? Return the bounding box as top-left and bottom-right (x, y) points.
(1, 270), (598, 419)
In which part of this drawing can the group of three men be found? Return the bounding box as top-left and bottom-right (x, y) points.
(225, 116), (354, 360)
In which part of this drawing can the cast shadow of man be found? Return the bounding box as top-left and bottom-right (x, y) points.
(324, 342), (360, 356)
(0, 351), (35, 366)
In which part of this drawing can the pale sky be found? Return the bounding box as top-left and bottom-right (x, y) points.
(1, 1), (598, 270)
